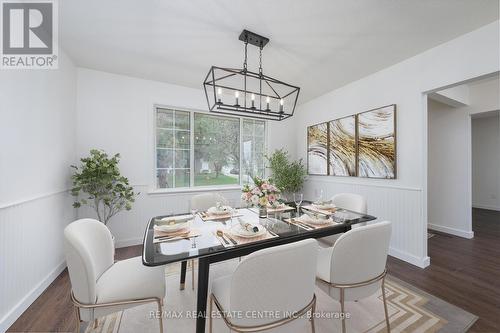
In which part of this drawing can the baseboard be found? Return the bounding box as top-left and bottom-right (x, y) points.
(388, 247), (430, 268)
(472, 203), (500, 212)
(428, 223), (474, 239)
(0, 261), (66, 333)
(115, 237), (142, 248)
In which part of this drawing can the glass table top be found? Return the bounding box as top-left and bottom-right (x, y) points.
(142, 205), (376, 266)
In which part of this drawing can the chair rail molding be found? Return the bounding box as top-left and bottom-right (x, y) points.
(303, 178), (430, 268)
(0, 190), (75, 332)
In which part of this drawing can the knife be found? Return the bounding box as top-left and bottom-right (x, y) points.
(225, 233), (238, 245)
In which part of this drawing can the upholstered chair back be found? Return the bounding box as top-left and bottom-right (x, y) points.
(64, 219), (114, 305)
(331, 193), (367, 214)
(229, 239), (318, 326)
(329, 221), (392, 301)
(191, 193), (227, 211)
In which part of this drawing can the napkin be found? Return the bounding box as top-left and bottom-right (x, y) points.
(237, 217), (259, 233)
(156, 214), (193, 224)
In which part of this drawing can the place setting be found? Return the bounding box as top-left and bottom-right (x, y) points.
(284, 209), (339, 231)
(153, 214), (201, 243)
(213, 216), (279, 248)
(198, 202), (243, 222)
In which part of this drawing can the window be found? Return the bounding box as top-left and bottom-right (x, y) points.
(242, 119), (266, 184)
(194, 113), (240, 186)
(156, 108), (190, 188)
(155, 107), (266, 190)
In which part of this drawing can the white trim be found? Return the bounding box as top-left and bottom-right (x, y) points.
(421, 94), (429, 262)
(147, 185), (241, 195)
(0, 189), (69, 210)
(466, 115), (473, 236)
(428, 223), (475, 239)
(472, 204), (500, 212)
(306, 176), (422, 192)
(0, 261), (66, 333)
(388, 247), (430, 268)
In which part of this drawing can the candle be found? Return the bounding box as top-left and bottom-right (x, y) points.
(266, 96), (270, 110)
(251, 94), (255, 108)
(235, 91), (240, 106)
(217, 88), (222, 104)
(279, 99), (284, 113)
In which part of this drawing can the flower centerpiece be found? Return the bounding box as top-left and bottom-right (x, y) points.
(241, 176), (281, 217)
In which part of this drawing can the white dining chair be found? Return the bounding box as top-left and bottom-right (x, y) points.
(320, 193), (367, 246)
(316, 221), (392, 333)
(209, 239), (318, 333)
(64, 219), (166, 333)
(191, 192), (228, 212)
(183, 192), (229, 291)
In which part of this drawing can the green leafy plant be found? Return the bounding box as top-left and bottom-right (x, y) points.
(266, 149), (307, 196)
(71, 149), (137, 225)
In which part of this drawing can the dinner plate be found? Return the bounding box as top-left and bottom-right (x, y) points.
(230, 224), (267, 238)
(297, 215), (330, 225)
(154, 220), (190, 233)
(312, 203), (336, 210)
(207, 206), (232, 215)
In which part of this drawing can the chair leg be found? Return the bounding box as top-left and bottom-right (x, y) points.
(93, 318), (98, 329)
(191, 260), (195, 290)
(74, 306), (80, 333)
(208, 295), (213, 333)
(157, 299), (164, 333)
(310, 297), (316, 333)
(382, 279), (391, 333)
(340, 288), (346, 333)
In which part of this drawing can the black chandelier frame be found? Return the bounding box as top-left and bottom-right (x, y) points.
(203, 30), (300, 121)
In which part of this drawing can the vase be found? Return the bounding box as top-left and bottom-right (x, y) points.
(258, 206), (268, 218)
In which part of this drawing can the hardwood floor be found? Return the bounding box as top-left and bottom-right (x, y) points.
(388, 208), (500, 332)
(8, 208), (500, 332)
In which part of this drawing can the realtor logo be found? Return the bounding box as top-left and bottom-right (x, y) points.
(1, 0), (58, 69)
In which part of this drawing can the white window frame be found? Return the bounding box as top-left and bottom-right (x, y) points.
(150, 104), (268, 194)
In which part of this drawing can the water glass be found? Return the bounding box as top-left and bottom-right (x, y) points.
(293, 193), (303, 215)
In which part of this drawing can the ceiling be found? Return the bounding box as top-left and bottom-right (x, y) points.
(60, 0), (499, 103)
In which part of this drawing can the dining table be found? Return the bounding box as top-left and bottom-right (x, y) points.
(142, 202), (376, 333)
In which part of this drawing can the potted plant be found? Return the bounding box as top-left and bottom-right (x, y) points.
(266, 149), (307, 201)
(70, 149), (137, 228)
(241, 176), (280, 218)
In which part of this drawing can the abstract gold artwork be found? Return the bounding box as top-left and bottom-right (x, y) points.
(307, 122), (329, 175)
(329, 116), (356, 176)
(357, 105), (396, 179)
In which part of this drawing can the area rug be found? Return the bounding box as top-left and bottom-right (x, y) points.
(85, 260), (477, 333)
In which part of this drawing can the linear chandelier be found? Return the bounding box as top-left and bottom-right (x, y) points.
(203, 30), (300, 121)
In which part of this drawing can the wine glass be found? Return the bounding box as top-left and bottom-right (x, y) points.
(316, 189), (324, 203)
(293, 193), (303, 215)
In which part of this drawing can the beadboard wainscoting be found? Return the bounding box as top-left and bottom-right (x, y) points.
(0, 191), (76, 332)
(303, 177), (429, 268)
(76, 185), (244, 248)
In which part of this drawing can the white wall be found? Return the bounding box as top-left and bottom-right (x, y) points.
(0, 51), (77, 332)
(427, 100), (473, 238)
(294, 21), (500, 268)
(75, 68), (294, 246)
(427, 77), (500, 237)
(472, 113), (500, 211)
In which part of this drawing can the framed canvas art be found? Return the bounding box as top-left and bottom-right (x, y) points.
(307, 122), (329, 175)
(357, 104), (397, 179)
(328, 115), (357, 176)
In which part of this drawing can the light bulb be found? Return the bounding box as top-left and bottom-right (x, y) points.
(251, 94), (255, 101)
(235, 91), (239, 98)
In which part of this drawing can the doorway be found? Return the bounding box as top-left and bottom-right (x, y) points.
(426, 74), (499, 239)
